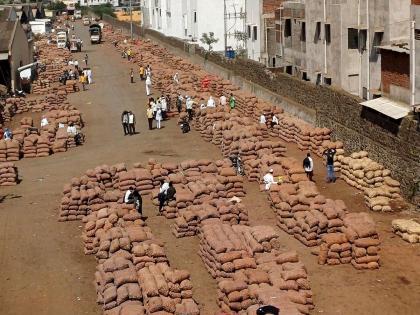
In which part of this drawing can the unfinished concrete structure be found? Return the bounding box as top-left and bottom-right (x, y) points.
(278, 0), (413, 102)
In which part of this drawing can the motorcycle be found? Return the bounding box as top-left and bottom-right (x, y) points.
(256, 305), (280, 315)
(180, 121), (190, 133)
(229, 154), (245, 176)
(13, 89), (26, 97)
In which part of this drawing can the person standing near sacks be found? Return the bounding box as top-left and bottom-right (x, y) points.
(155, 107), (163, 129)
(323, 148), (337, 183)
(132, 190), (142, 216)
(220, 94), (227, 107)
(145, 75), (152, 96)
(146, 104), (154, 130)
(229, 93), (236, 110)
(303, 153), (314, 181)
(186, 96), (194, 120)
(160, 95), (167, 119)
(121, 110), (129, 135)
(128, 111), (136, 135)
(139, 65), (145, 80)
(84, 53), (88, 67)
(177, 94), (183, 114)
(158, 180), (170, 214)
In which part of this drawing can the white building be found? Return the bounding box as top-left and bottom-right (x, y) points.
(142, 0), (247, 52)
(79, 0), (119, 7)
(245, 0), (263, 62)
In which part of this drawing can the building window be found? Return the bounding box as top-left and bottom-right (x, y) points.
(348, 28), (359, 49)
(302, 72), (309, 81)
(247, 25), (251, 39)
(324, 77), (332, 85)
(301, 22), (306, 42)
(194, 11), (197, 23)
(325, 23), (331, 44)
(315, 22), (321, 42)
(284, 19), (291, 37)
(416, 29), (420, 40)
(286, 65), (293, 75)
(253, 25), (258, 41)
(373, 31), (383, 54)
(359, 29), (367, 50)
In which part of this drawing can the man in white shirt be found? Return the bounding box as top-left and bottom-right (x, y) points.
(161, 96), (167, 119)
(260, 114), (267, 125)
(128, 111), (136, 135)
(145, 75), (152, 96)
(263, 169), (277, 190)
(41, 117), (49, 128)
(173, 72), (179, 85)
(220, 95), (227, 106)
(186, 97), (194, 120)
(207, 96), (216, 108)
(67, 123), (77, 135)
(124, 187), (135, 204)
(271, 115), (279, 127)
(303, 153), (314, 181)
(158, 180), (170, 213)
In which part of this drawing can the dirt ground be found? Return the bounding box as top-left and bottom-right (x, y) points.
(0, 22), (419, 315)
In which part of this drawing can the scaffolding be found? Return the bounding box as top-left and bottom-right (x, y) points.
(223, 0), (247, 55)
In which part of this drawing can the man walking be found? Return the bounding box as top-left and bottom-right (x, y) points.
(323, 148), (337, 183)
(130, 68), (134, 84)
(145, 75), (152, 96)
(146, 104), (154, 130)
(303, 153), (314, 181)
(128, 111), (136, 135)
(121, 110), (129, 135)
(84, 53), (88, 67)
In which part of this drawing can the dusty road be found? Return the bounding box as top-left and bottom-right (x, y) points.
(0, 21), (419, 315)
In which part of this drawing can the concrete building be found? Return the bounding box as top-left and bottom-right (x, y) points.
(142, 0), (246, 52)
(79, 0), (119, 7)
(0, 6), (34, 91)
(277, 0), (413, 103)
(411, 0), (420, 109)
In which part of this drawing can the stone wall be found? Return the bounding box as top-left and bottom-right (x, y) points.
(104, 15), (420, 201)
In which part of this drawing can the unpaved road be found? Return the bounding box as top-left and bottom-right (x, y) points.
(0, 22), (419, 315)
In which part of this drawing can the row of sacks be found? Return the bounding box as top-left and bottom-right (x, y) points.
(104, 29), (316, 314)
(104, 25), (409, 216)
(197, 222), (314, 314)
(172, 199), (249, 238)
(150, 159), (247, 219)
(0, 162), (18, 186)
(64, 183), (201, 315)
(392, 219), (420, 243)
(266, 180), (381, 270)
(338, 151), (404, 212)
(0, 97), (38, 122)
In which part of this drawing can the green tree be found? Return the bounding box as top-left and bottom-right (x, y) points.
(200, 32), (219, 54)
(91, 3), (116, 19)
(47, 1), (66, 12)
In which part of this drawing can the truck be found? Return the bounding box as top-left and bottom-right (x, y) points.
(56, 31), (68, 49)
(70, 38), (82, 52)
(83, 17), (90, 26)
(89, 24), (102, 44)
(29, 19), (52, 35)
(74, 10), (82, 19)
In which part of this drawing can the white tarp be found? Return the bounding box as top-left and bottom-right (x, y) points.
(360, 97), (410, 120)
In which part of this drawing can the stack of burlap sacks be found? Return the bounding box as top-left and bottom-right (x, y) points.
(196, 222), (313, 314)
(0, 162), (18, 185)
(392, 219), (420, 243)
(338, 151), (403, 212)
(172, 199), (249, 238)
(0, 140), (20, 161)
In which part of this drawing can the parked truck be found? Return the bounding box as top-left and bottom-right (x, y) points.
(74, 10), (82, 19)
(56, 31), (68, 49)
(89, 24), (102, 44)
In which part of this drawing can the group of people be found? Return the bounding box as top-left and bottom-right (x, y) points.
(121, 111), (136, 135)
(123, 180), (176, 217)
(146, 95), (169, 130)
(259, 113), (279, 128)
(263, 149), (337, 190)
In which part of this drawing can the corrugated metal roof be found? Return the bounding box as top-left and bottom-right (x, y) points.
(0, 21), (14, 52)
(360, 97), (410, 120)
